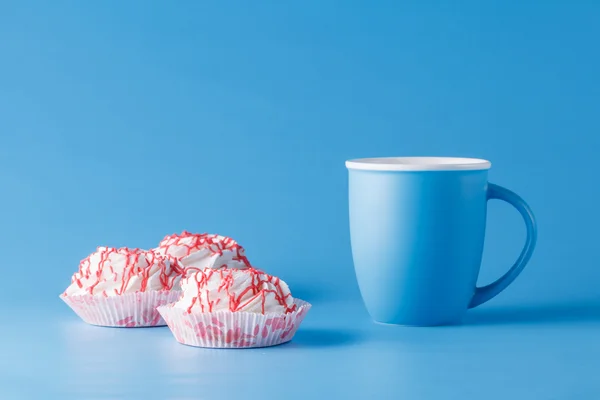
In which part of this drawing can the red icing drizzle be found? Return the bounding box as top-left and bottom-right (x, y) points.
(157, 231), (251, 267)
(66, 247), (184, 296)
(184, 268), (296, 315)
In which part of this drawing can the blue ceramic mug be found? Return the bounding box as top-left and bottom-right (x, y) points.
(346, 157), (537, 326)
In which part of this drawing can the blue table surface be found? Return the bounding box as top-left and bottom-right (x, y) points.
(3, 297), (599, 400)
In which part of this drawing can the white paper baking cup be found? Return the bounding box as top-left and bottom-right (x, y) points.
(60, 290), (182, 327)
(157, 299), (311, 348)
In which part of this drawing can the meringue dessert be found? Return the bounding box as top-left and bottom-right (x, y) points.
(154, 231), (250, 270)
(173, 264), (297, 315)
(64, 247), (183, 297)
(61, 247), (184, 327)
(157, 251), (311, 348)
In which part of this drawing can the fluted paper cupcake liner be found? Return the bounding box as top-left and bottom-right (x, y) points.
(60, 290), (182, 327)
(157, 299), (311, 348)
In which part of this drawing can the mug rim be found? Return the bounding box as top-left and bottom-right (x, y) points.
(345, 157), (492, 171)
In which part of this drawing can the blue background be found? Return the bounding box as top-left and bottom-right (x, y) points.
(1, 1), (599, 399)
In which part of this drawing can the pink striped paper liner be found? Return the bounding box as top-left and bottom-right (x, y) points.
(158, 299), (311, 348)
(60, 290), (182, 327)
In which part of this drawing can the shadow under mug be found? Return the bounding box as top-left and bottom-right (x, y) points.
(346, 157), (537, 326)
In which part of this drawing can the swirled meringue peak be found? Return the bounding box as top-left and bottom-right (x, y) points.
(172, 266), (297, 315)
(64, 247), (184, 297)
(154, 231), (251, 271)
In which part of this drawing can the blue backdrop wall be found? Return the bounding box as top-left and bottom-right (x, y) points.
(1, 1), (598, 311)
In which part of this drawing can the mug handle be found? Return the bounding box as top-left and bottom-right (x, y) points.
(469, 183), (538, 308)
